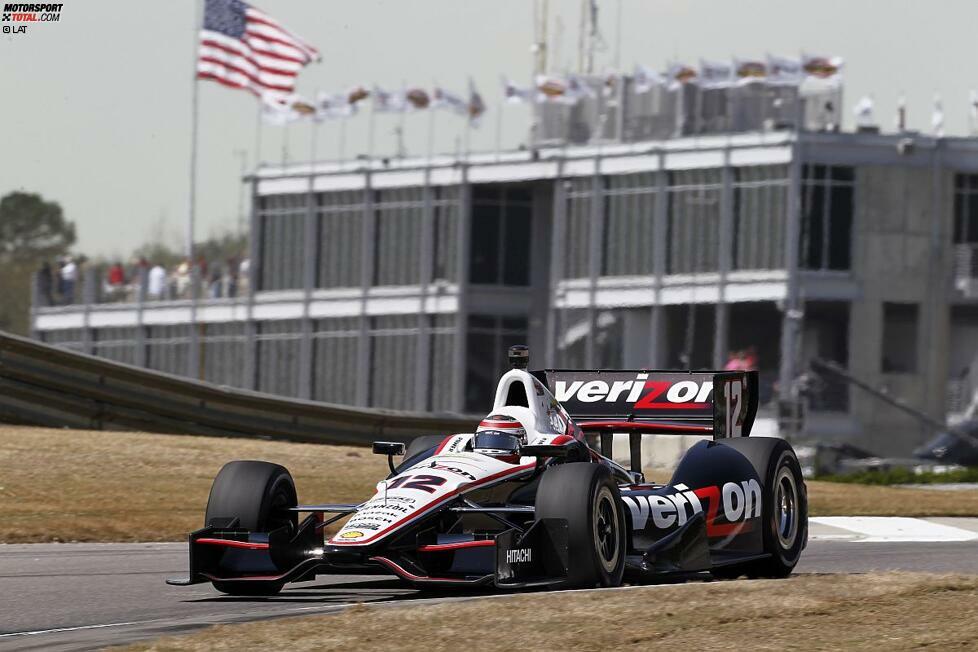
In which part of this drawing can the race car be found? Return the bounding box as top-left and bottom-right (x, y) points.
(168, 345), (807, 594)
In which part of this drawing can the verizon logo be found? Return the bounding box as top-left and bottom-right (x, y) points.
(554, 375), (713, 407)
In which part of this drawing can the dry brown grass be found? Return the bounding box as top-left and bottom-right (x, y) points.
(808, 479), (978, 516)
(0, 425), (385, 543)
(120, 572), (978, 651)
(1, 426), (977, 543)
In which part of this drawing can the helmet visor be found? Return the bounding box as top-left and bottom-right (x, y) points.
(473, 430), (521, 455)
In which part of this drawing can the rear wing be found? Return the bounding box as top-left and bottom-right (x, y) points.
(532, 369), (759, 472)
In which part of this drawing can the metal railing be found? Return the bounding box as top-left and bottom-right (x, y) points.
(0, 330), (477, 446)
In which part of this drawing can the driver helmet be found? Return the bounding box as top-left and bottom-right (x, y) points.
(474, 414), (528, 458)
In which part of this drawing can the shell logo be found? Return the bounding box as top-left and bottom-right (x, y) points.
(339, 530), (364, 539)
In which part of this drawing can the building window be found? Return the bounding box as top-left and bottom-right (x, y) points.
(733, 165), (790, 271)
(317, 190), (363, 289)
(465, 314), (528, 413)
(562, 179), (592, 280)
(427, 314), (457, 412)
(312, 317), (360, 405)
(954, 174), (978, 244)
(368, 315), (418, 409)
(374, 188), (425, 286)
(470, 185), (532, 286)
(256, 319), (302, 397)
(667, 169), (723, 274)
(257, 194), (307, 291)
(801, 165), (854, 271)
(602, 173), (656, 276)
(432, 187), (460, 283)
(881, 302), (919, 374)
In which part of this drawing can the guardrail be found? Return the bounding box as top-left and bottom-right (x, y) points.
(0, 331), (478, 446)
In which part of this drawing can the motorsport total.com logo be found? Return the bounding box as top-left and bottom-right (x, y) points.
(2, 3), (62, 22)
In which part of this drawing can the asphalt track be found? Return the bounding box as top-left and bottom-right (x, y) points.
(2, 537), (978, 651)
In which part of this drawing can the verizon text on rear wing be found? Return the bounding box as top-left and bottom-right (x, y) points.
(533, 370), (758, 439)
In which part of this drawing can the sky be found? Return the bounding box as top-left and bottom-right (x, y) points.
(3, 0), (978, 259)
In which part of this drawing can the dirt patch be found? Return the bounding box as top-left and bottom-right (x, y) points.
(2, 426), (978, 543)
(119, 572), (978, 651)
(0, 425), (385, 543)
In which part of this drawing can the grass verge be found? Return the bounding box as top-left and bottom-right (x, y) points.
(119, 572), (978, 651)
(0, 425), (385, 543)
(820, 466), (978, 485)
(1, 425), (977, 543)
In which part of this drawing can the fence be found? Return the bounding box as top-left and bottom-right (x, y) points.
(0, 330), (477, 446)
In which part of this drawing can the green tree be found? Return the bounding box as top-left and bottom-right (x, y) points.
(0, 192), (76, 264)
(0, 192), (76, 334)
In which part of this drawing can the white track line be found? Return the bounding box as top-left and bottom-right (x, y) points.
(811, 517), (978, 542)
(0, 621), (145, 638)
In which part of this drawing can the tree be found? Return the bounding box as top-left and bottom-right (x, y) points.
(0, 192), (76, 264)
(0, 192), (75, 334)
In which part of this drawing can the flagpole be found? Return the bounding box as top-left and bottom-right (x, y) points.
(187, 0), (203, 261)
(339, 116), (347, 163)
(426, 101), (435, 164)
(367, 96), (376, 161)
(254, 100), (263, 168)
(495, 98), (503, 161)
(398, 80), (408, 158)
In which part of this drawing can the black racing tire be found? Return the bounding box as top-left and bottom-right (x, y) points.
(711, 438), (807, 580)
(535, 462), (626, 588)
(204, 460), (298, 596)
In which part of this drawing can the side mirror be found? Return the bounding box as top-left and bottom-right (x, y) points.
(373, 441), (406, 473)
(372, 442), (406, 456)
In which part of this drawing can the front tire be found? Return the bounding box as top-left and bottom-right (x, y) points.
(535, 463), (626, 588)
(204, 460), (298, 595)
(712, 439), (807, 579)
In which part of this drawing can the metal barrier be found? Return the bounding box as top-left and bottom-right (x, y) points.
(0, 330), (478, 446)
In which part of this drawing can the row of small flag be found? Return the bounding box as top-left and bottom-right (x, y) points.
(262, 81), (488, 126)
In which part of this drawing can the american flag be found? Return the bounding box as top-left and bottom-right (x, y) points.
(197, 0), (319, 103)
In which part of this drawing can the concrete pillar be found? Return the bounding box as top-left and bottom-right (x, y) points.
(415, 170), (435, 411)
(586, 155), (604, 367)
(546, 161), (567, 368)
(714, 151), (734, 368)
(245, 176), (260, 391)
(778, 135), (804, 407)
(650, 152), (668, 367)
(356, 171), (375, 407)
(298, 172), (317, 400)
(451, 167), (472, 412)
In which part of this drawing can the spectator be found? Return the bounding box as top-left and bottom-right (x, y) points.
(208, 264), (223, 299)
(59, 256), (77, 305)
(225, 256), (239, 298)
(147, 263), (166, 300)
(724, 350), (745, 371)
(107, 262), (125, 287)
(742, 346), (758, 371)
(238, 257), (250, 296)
(36, 262), (53, 307)
(174, 260), (191, 298)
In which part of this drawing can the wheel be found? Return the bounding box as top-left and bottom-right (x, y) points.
(535, 462), (626, 588)
(711, 438), (807, 579)
(204, 460), (298, 595)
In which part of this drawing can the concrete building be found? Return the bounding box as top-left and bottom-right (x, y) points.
(30, 81), (978, 455)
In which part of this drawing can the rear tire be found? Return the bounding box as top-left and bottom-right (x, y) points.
(204, 460), (298, 596)
(711, 439), (807, 580)
(535, 463), (626, 588)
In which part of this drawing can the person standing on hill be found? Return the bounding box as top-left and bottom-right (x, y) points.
(35, 261), (53, 306)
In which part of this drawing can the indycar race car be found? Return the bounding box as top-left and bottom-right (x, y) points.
(168, 346), (807, 594)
